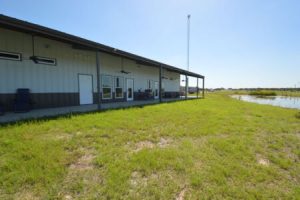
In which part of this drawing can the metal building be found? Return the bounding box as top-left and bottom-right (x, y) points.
(0, 15), (204, 119)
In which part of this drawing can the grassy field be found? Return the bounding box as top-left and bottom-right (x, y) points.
(0, 93), (300, 199)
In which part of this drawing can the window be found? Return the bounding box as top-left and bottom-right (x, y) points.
(102, 75), (113, 99)
(115, 77), (124, 99)
(0, 51), (21, 61)
(31, 56), (56, 66)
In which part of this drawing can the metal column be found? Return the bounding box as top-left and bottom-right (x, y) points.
(96, 51), (101, 110)
(185, 75), (188, 99)
(159, 65), (162, 103)
(202, 77), (205, 99)
(196, 77), (199, 98)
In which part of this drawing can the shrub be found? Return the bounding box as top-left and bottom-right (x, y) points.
(249, 90), (277, 96)
(296, 112), (300, 119)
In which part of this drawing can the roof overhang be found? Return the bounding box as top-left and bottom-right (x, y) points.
(0, 14), (204, 79)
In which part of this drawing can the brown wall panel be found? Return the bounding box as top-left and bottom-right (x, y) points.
(0, 93), (80, 111)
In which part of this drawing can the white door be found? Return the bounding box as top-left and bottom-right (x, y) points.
(154, 81), (159, 99)
(79, 74), (93, 105)
(126, 79), (134, 101)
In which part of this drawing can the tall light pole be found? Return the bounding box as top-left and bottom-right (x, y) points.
(185, 14), (191, 99)
(187, 14), (191, 72)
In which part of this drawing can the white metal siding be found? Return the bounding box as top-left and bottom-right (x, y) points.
(100, 52), (160, 92)
(0, 28), (97, 94)
(162, 69), (180, 92)
(0, 28), (180, 95)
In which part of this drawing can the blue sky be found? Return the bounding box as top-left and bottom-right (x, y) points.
(1, 0), (299, 88)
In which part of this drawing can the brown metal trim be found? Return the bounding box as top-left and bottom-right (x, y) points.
(0, 93), (80, 111)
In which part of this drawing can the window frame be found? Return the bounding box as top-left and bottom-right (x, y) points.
(101, 75), (113, 99)
(114, 76), (124, 99)
(0, 50), (22, 61)
(34, 56), (57, 66)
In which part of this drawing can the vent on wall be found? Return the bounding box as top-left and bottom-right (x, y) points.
(30, 56), (56, 66)
(0, 51), (22, 61)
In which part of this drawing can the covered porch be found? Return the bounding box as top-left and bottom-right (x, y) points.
(158, 64), (205, 102)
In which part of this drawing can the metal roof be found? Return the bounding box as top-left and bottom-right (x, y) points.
(0, 14), (204, 78)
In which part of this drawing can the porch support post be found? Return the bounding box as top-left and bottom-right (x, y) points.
(202, 77), (205, 99)
(159, 65), (162, 103)
(196, 77), (199, 98)
(185, 75), (188, 100)
(96, 51), (101, 110)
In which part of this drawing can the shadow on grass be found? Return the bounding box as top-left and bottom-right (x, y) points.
(296, 112), (300, 119)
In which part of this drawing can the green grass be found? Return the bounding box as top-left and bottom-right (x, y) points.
(0, 93), (300, 199)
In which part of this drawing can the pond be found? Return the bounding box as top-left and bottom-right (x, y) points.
(231, 95), (300, 110)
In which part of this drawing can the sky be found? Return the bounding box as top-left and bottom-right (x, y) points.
(0, 0), (299, 88)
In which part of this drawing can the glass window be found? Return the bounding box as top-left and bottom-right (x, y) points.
(115, 77), (124, 98)
(103, 88), (112, 99)
(0, 51), (21, 61)
(102, 75), (113, 88)
(33, 56), (56, 65)
(102, 75), (112, 99)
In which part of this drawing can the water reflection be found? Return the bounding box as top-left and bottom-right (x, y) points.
(231, 95), (300, 110)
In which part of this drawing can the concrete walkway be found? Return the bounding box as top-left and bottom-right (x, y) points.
(0, 97), (198, 124)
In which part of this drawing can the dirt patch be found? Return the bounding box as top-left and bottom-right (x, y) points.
(130, 171), (148, 187)
(55, 134), (73, 140)
(257, 155), (270, 166)
(283, 147), (298, 162)
(64, 194), (73, 200)
(176, 187), (187, 200)
(14, 190), (39, 200)
(193, 160), (202, 170)
(157, 138), (172, 148)
(58, 148), (101, 199)
(69, 154), (95, 171)
(130, 171), (159, 187)
(134, 141), (155, 152)
(258, 158), (269, 166)
(133, 138), (173, 152)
